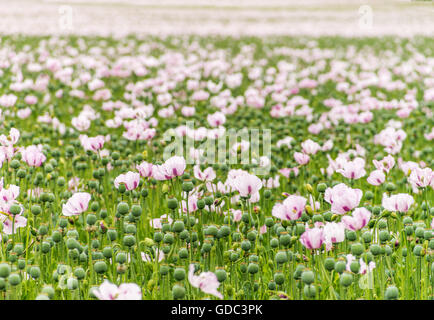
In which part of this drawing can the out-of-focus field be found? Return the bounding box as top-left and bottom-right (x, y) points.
(0, 0), (433, 37)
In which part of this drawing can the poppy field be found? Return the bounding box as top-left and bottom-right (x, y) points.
(0, 35), (433, 300)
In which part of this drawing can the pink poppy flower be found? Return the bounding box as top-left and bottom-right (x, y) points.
(188, 264), (223, 299)
(323, 222), (345, 250)
(181, 193), (199, 213)
(337, 157), (366, 180)
(93, 280), (141, 300)
(114, 171), (140, 191)
(0, 128), (20, 146)
(136, 161), (153, 178)
(300, 226), (324, 250)
(367, 169), (386, 186)
(62, 192), (91, 216)
(272, 195), (307, 221)
(17, 108), (31, 119)
(207, 111), (226, 127)
(230, 209), (242, 222)
(373, 155), (395, 173)
(232, 172), (262, 198)
(71, 116), (91, 132)
(408, 167), (433, 188)
(3, 214), (27, 235)
(324, 183), (363, 215)
(342, 207), (371, 231)
(21, 145), (46, 167)
(382, 193), (414, 213)
(194, 165), (216, 182)
(294, 152), (310, 165)
(162, 156), (186, 178)
(301, 139), (321, 155)
(79, 135), (105, 152)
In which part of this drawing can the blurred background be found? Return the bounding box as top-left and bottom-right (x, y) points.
(0, 0), (433, 37)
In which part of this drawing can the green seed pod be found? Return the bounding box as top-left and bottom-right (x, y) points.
(270, 238), (279, 248)
(413, 245), (424, 256)
(247, 263), (259, 274)
(362, 231), (372, 243)
(351, 243), (364, 256)
(385, 286), (399, 300)
(107, 229), (117, 241)
(167, 198), (178, 210)
(116, 252), (127, 264)
(17, 259), (26, 270)
(324, 257), (335, 271)
(94, 261), (108, 274)
(102, 246), (113, 259)
(215, 269), (227, 282)
(304, 284), (317, 298)
(379, 230), (390, 242)
(173, 268), (186, 281)
(274, 272), (285, 285)
(74, 267), (86, 280)
(301, 270), (315, 285)
(0, 263), (11, 278)
(178, 248), (188, 259)
(415, 227), (425, 238)
(349, 260), (360, 274)
(317, 183), (327, 193)
(131, 205), (142, 217)
(124, 224), (137, 234)
(67, 277), (79, 290)
(335, 260), (346, 274)
(241, 240), (251, 252)
(275, 251), (288, 264)
(41, 241), (51, 254)
(116, 202), (129, 215)
(41, 285), (55, 299)
(172, 284), (186, 299)
(279, 233), (291, 246)
(159, 265), (169, 276)
(340, 272), (353, 287)
(123, 235), (136, 247)
(173, 220), (185, 233)
(268, 281), (276, 291)
(346, 230), (357, 241)
(86, 214), (97, 226)
(8, 273), (21, 286)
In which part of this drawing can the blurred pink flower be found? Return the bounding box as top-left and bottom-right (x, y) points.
(136, 161), (153, 178)
(272, 195), (307, 221)
(367, 169), (386, 186)
(194, 165), (216, 182)
(62, 192), (91, 216)
(342, 207), (371, 231)
(300, 226), (324, 250)
(337, 157), (366, 180)
(93, 280), (141, 300)
(382, 193), (414, 213)
(294, 152), (310, 165)
(408, 167), (433, 188)
(188, 264), (223, 299)
(21, 145), (46, 167)
(232, 172), (262, 198)
(114, 171), (140, 191)
(373, 155), (395, 173)
(324, 183), (363, 214)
